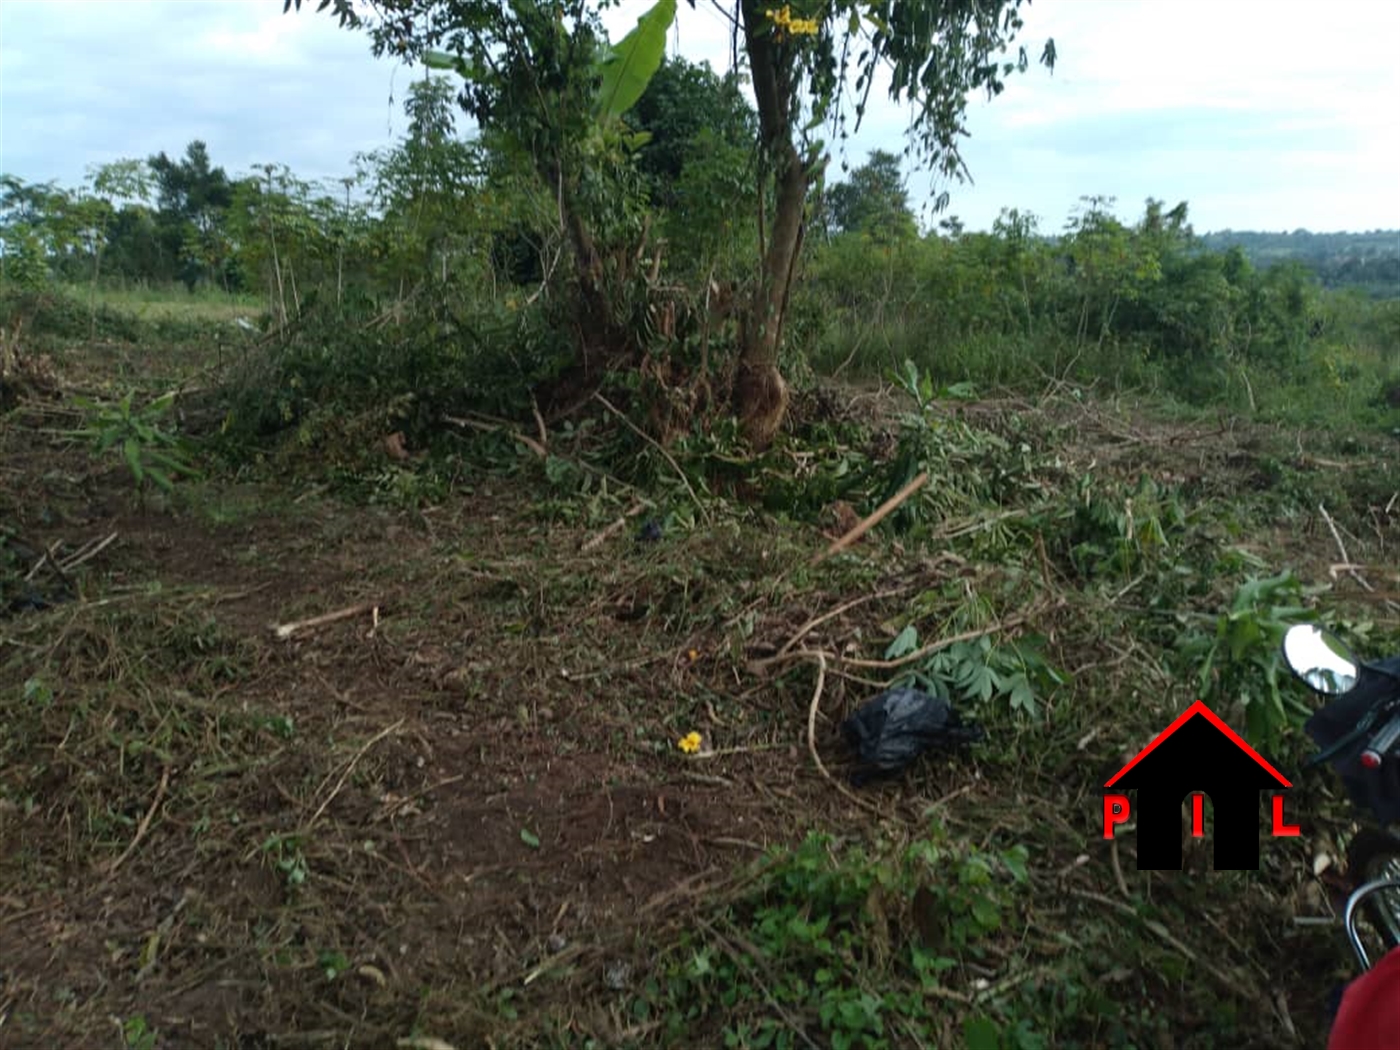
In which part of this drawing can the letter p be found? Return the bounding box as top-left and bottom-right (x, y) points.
(1103, 794), (1131, 839)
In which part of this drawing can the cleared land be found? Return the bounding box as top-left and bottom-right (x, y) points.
(2, 306), (1398, 1049)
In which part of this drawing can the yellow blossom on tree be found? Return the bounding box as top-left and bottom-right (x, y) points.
(765, 5), (819, 41)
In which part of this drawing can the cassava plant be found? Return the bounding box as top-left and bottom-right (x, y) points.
(70, 390), (201, 503)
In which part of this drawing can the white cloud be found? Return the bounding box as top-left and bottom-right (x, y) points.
(1, 0), (1396, 231)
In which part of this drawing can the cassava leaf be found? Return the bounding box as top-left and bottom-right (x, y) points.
(885, 624), (919, 660)
(123, 438), (144, 483)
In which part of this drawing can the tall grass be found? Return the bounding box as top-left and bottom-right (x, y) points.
(60, 281), (262, 323)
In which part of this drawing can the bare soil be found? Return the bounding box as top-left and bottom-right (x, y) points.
(2, 378), (1397, 1049)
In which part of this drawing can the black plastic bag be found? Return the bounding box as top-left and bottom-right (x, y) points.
(841, 685), (985, 783)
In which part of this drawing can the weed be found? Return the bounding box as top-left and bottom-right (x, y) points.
(261, 833), (310, 892)
(121, 1014), (157, 1050)
(21, 677), (54, 711)
(637, 827), (1032, 1049)
(1177, 570), (1316, 748)
(69, 389), (200, 498)
(908, 634), (1064, 718)
(318, 949), (351, 981)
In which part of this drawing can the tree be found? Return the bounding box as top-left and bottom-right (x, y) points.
(359, 74), (490, 290)
(148, 140), (234, 289)
(628, 55), (757, 208)
(727, 0), (1054, 444)
(821, 149), (917, 242)
(78, 160), (154, 330)
(290, 0), (1053, 446)
(0, 175), (68, 287)
(292, 0), (673, 406)
(628, 56), (759, 277)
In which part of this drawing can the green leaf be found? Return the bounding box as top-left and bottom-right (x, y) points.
(1010, 679), (1036, 715)
(423, 49), (478, 80)
(520, 827), (540, 849)
(885, 624), (919, 660)
(146, 467), (174, 493)
(594, 0), (676, 122)
(147, 391), (177, 415)
(146, 449), (199, 477)
(123, 438), (144, 483)
(969, 896), (1000, 929)
(1001, 847), (1029, 882)
(964, 1016), (1002, 1050)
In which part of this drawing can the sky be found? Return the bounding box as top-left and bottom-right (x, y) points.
(1, 0), (1398, 235)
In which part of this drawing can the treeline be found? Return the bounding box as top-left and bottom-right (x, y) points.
(0, 64), (760, 319)
(799, 195), (1400, 411)
(2, 55), (1397, 426)
(1198, 229), (1400, 299)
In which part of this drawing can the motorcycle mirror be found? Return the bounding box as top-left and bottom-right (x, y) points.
(1282, 624), (1360, 695)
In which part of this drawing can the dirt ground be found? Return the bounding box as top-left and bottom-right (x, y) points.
(2, 376), (1398, 1049)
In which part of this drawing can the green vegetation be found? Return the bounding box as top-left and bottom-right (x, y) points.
(1199, 229), (1400, 299)
(68, 389), (201, 499)
(2, 2), (1399, 1048)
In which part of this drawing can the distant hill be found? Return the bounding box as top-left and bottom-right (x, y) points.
(1198, 229), (1400, 298)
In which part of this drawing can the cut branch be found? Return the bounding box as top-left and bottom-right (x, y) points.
(272, 601), (380, 640)
(811, 472), (929, 566)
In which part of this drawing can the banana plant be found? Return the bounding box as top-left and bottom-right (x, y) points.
(424, 0), (675, 154)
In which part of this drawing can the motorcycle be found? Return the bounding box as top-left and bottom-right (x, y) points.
(1282, 623), (1400, 966)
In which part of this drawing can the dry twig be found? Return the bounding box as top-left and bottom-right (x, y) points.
(750, 611), (1039, 675)
(811, 471), (928, 566)
(442, 413), (546, 458)
(777, 587), (909, 657)
(106, 766), (170, 878)
(592, 392), (708, 521)
(579, 499), (651, 553)
(803, 651), (883, 814)
(272, 601), (380, 641)
(1320, 503), (1400, 613)
(1069, 889), (1261, 1003)
(303, 719), (405, 833)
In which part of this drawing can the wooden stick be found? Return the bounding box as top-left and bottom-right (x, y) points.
(579, 499), (649, 553)
(60, 531), (118, 572)
(443, 414), (547, 458)
(778, 587), (909, 656)
(749, 613), (1035, 675)
(272, 601), (379, 641)
(303, 718), (405, 832)
(592, 392), (708, 521)
(810, 471), (929, 566)
(803, 651), (883, 814)
(1320, 503), (1399, 612)
(530, 393), (549, 454)
(107, 765), (170, 877)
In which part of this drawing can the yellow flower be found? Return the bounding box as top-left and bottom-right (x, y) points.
(765, 4), (818, 40)
(687, 648), (700, 663)
(678, 731), (702, 754)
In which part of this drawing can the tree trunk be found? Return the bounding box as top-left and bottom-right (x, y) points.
(89, 244), (103, 341)
(736, 3), (806, 449)
(535, 158), (636, 414)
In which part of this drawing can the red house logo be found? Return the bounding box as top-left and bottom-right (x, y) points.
(1103, 700), (1299, 870)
